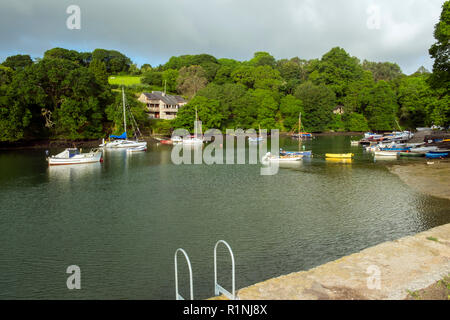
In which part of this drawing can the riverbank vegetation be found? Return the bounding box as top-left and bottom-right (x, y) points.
(0, 1), (448, 142)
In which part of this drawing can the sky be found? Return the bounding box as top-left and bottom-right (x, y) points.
(0, 0), (445, 74)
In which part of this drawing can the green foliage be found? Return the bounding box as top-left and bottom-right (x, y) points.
(151, 119), (174, 135)
(344, 113), (369, 132)
(176, 65), (208, 98)
(141, 70), (163, 86)
(105, 89), (147, 135)
(362, 60), (403, 81)
(173, 96), (225, 131)
(309, 47), (364, 100)
(44, 48), (90, 66)
(249, 52), (276, 67)
(294, 82), (336, 132)
(92, 49), (132, 74)
(428, 1), (450, 92)
(1, 54), (33, 70)
(162, 69), (179, 92)
(279, 95), (303, 131)
(363, 81), (397, 131)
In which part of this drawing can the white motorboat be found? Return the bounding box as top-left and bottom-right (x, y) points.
(100, 87), (147, 149)
(47, 148), (102, 166)
(262, 152), (303, 163)
(374, 151), (398, 157)
(127, 145), (147, 153)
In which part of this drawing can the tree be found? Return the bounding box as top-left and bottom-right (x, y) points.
(89, 58), (108, 84)
(176, 65), (208, 98)
(428, 1), (450, 91)
(141, 70), (163, 86)
(43, 48), (90, 66)
(294, 81), (336, 132)
(249, 52), (276, 67)
(162, 69), (179, 92)
(92, 49), (132, 74)
(344, 113), (369, 132)
(363, 81), (397, 131)
(105, 88), (147, 135)
(1, 54), (33, 70)
(279, 95), (303, 131)
(173, 96), (225, 131)
(309, 47), (364, 100)
(362, 60), (403, 81)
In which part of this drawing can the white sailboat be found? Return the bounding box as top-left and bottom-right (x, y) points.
(100, 87), (147, 149)
(248, 124), (264, 143)
(183, 107), (203, 144)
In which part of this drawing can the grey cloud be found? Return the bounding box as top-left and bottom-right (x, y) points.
(0, 0), (445, 74)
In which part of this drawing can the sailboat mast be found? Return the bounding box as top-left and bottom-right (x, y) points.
(122, 86), (127, 136)
(299, 112), (301, 134)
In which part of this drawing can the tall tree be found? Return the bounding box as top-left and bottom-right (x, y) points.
(428, 0), (450, 92)
(294, 81), (336, 132)
(2, 54), (33, 70)
(176, 65), (208, 98)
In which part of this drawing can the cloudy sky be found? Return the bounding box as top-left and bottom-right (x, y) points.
(0, 0), (445, 74)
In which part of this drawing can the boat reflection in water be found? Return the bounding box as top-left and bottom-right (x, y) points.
(325, 158), (353, 164)
(48, 162), (102, 182)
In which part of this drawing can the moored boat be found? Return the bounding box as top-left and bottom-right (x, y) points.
(127, 145), (147, 153)
(47, 148), (103, 165)
(398, 152), (424, 157)
(262, 152), (303, 162)
(425, 152), (449, 159)
(374, 151), (398, 157)
(325, 153), (354, 159)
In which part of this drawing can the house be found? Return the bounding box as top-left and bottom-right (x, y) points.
(138, 91), (187, 120)
(333, 105), (345, 115)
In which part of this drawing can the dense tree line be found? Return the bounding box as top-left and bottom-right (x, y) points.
(0, 1), (448, 142)
(0, 47), (136, 141)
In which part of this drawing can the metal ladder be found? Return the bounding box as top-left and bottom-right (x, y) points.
(174, 248), (194, 300)
(214, 240), (236, 300)
(174, 240), (236, 300)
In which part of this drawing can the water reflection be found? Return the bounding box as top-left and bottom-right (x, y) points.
(47, 163), (102, 181)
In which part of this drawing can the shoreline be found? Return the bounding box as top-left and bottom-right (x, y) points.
(0, 132), (366, 150)
(387, 161), (450, 200)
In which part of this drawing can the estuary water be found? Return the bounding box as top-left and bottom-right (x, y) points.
(0, 136), (449, 299)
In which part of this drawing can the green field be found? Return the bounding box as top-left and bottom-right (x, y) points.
(108, 75), (142, 86)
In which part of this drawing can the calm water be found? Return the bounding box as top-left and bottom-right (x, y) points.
(0, 136), (449, 299)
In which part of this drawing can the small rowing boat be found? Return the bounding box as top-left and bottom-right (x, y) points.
(325, 153), (353, 159)
(398, 152), (424, 157)
(374, 151), (398, 157)
(425, 152), (448, 159)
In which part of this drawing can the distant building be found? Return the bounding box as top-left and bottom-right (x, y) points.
(333, 105), (345, 115)
(138, 91), (187, 120)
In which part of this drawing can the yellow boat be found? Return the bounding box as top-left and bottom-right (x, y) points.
(325, 153), (354, 159)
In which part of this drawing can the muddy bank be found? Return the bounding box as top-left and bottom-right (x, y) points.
(388, 161), (450, 200)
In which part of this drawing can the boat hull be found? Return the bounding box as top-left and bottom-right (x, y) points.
(325, 153), (354, 159)
(48, 151), (102, 166)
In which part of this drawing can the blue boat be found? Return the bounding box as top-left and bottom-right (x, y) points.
(380, 147), (410, 152)
(281, 149), (312, 157)
(425, 152), (448, 159)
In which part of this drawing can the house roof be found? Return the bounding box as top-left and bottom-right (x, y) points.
(142, 91), (186, 105)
